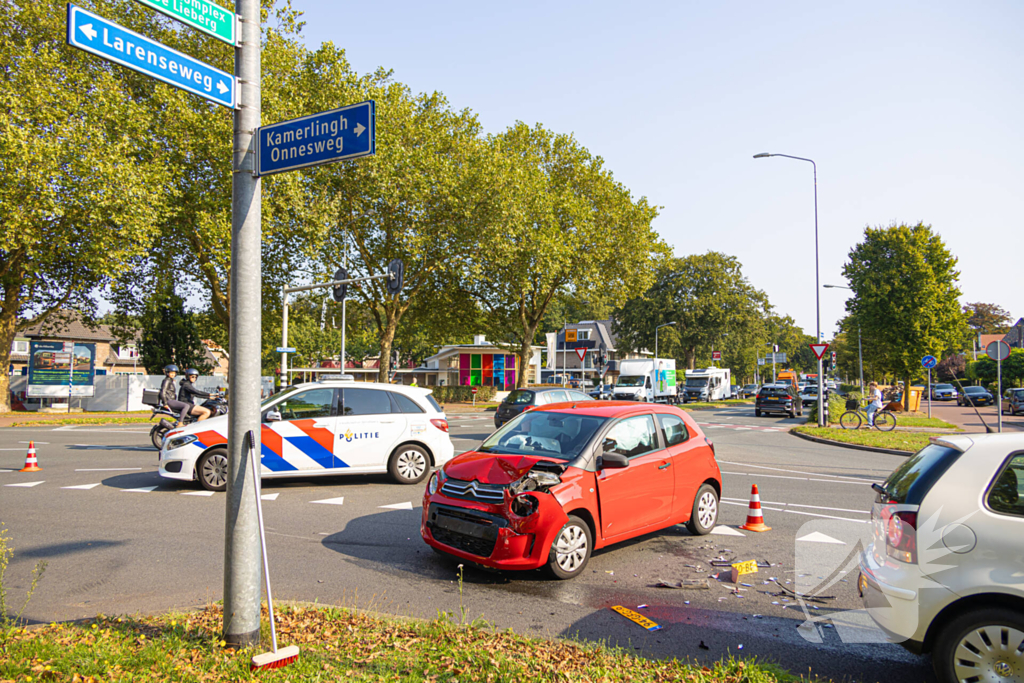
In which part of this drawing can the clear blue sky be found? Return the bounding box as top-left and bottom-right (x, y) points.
(291, 0), (1023, 340)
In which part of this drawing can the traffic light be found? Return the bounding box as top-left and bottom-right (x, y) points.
(332, 267), (348, 302)
(387, 259), (404, 295)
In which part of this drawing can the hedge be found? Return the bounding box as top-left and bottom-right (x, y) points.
(426, 385), (497, 403)
(808, 391), (849, 424)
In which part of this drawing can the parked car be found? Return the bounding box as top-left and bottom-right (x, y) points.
(159, 379), (454, 491)
(957, 385), (994, 407)
(423, 402), (722, 579)
(859, 434), (1024, 683)
(494, 387), (593, 429)
(588, 383), (614, 401)
(931, 384), (957, 401)
(739, 384), (759, 399)
(1002, 388), (1024, 416)
(755, 384), (803, 418)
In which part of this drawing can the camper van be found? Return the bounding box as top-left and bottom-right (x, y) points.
(681, 367), (732, 403)
(613, 359), (678, 403)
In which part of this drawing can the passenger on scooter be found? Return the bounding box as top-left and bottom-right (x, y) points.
(159, 364), (192, 428)
(178, 368), (215, 422)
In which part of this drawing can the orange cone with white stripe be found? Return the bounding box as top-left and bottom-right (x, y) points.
(739, 484), (770, 532)
(19, 441), (41, 472)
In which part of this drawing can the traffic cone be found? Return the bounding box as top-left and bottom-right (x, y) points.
(19, 441), (41, 472)
(739, 484), (771, 532)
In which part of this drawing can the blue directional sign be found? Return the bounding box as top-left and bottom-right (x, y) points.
(67, 4), (236, 109)
(257, 101), (375, 176)
(922, 355), (938, 369)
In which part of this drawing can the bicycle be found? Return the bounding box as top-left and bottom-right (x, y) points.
(839, 398), (897, 431)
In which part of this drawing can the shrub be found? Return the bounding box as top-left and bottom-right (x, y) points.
(426, 385), (497, 403)
(808, 391), (848, 424)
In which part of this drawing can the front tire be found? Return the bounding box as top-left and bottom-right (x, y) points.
(755, 409), (761, 417)
(932, 607), (1024, 683)
(874, 411), (896, 432)
(197, 449), (228, 492)
(150, 424), (168, 450)
(546, 515), (592, 579)
(389, 444), (430, 485)
(686, 484), (719, 535)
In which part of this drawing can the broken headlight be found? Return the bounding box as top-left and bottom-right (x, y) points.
(510, 469), (561, 495)
(510, 494), (540, 517)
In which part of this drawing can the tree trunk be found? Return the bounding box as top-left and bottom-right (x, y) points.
(684, 347), (696, 371)
(377, 311), (398, 384)
(516, 329), (536, 389)
(903, 374), (912, 412)
(0, 289), (20, 413)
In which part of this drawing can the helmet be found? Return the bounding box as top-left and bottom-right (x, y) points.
(185, 368), (199, 378)
(163, 364), (179, 375)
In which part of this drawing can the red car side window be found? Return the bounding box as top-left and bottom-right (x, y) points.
(604, 415), (658, 459)
(657, 413), (689, 446)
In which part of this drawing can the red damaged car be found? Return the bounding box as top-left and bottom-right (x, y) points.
(421, 402), (722, 579)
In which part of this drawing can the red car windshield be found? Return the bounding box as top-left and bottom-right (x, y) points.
(479, 411), (609, 460)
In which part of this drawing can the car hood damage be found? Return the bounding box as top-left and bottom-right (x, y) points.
(444, 452), (565, 487)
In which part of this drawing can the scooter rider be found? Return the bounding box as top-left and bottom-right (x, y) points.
(178, 369), (215, 422)
(159, 364), (192, 428)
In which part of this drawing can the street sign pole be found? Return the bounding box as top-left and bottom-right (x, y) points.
(223, 0), (262, 649)
(997, 354), (1002, 434)
(279, 285), (289, 389)
(928, 368), (932, 419)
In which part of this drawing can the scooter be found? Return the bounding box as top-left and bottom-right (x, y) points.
(149, 395), (228, 450)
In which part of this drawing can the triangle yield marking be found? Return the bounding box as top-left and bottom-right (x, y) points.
(5, 481), (45, 488)
(62, 483), (101, 490)
(311, 496), (344, 505)
(181, 491), (216, 497)
(379, 501), (414, 510)
(122, 486), (158, 493)
(797, 531), (846, 545)
(710, 525), (746, 537)
(261, 493), (279, 501)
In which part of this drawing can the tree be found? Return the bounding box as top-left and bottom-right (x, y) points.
(963, 302), (1012, 335)
(968, 349), (1024, 388)
(936, 354), (966, 382)
(0, 0), (171, 412)
(842, 222), (968, 410)
(132, 285), (213, 374)
(614, 252), (770, 371)
(464, 124), (665, 386)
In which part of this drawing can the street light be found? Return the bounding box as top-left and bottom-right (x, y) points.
(754, 152), (824, 425)
(655, 321), (676, 360)
(823, 284), (864, 390)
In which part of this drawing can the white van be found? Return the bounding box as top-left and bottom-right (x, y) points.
(613, 359), (677, 402)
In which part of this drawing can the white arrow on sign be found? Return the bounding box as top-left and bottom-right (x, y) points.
(216, 81), (229, 95)
(80, 23), (97, 40)
(354, 122), (366, 137)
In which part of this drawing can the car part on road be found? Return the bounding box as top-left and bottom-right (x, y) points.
(547, 515), (592, 579)
(197, 448), (229, 492)
(686, 483), (719, 535)
(389, 444), (430, 484)
(932, 607), (1024, 683)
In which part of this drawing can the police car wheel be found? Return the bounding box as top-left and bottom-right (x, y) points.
(197, 449), (228, 492)
(389, 445), (430, 485)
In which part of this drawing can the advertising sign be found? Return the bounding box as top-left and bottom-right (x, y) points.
(27, 341), (96, 398)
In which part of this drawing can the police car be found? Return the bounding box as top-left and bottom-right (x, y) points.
(158, 378), (455, 491)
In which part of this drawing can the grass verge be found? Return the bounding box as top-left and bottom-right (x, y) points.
(4, 417), (155, 427)
(682, 400), (754, 411)
(794, 426), (937, 453)
(881, 415), (957, 429)
(2, 604), (809, 682)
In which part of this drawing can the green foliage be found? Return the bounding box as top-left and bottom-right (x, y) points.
(967, 349), (1024, 387)
(963, 302), (1012, 334)
(807, 392), (848, 424)
(134, 285), (213, 374)
(614, 252), (769, 374)
(794, 426), (934, 453)
(428, 385), (497, 404)
(936, 353), (966, 381)
(0, 524), (47, 652)
(842, 222), (968, 408)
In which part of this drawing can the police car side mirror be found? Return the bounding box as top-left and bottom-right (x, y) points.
(265, 409), (282, 422)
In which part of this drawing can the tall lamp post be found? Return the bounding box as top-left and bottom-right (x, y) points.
(823, 284), (864, 390)
(655, 321), (676, 360)
(754, 152), (823, 425)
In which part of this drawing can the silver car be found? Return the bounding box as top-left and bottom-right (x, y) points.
(859, 434), (1024, 683)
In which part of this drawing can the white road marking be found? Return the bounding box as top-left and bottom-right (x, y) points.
(723, 500), (785, 512)
(0, 448), (31, 451)
(181, 491), (215, 497)
(18, 441), (49, 444)
(311, 496), (344, 505)
(722, 497), (869, 515)
(62, 483), (101, 490)
(733, 427), (752, 431)
(718, 460), (882, 485)
(261, 493), (279, 501)
(379, 502), (413, 510)
(797, 531), (848, 544)
(0, 469), (13, 473)
(710, 525), (746, 537)
(5, 481), (44, 488)
(121, 486), (158, 493)
(76, 468), (143, 472)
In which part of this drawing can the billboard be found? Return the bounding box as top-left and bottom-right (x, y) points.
(27, 341), (96, 398)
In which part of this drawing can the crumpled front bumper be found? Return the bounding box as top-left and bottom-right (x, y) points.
(421, 490), (568, 570)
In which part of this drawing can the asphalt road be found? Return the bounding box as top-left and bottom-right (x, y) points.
(927, 398), (1024, 433)
(0, 407), (934, 682)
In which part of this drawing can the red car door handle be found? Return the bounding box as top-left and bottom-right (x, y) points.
(658, 462), (671, 469)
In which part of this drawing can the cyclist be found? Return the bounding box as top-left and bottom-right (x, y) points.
(866, 381), (883, 427)
(178, 368), (215, 422)
(159, 364), (192, 428)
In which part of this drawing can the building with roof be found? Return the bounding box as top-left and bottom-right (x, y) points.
(542, 320), (648, 386)
(413, 336), (543, 387)
(979, 318), (1024, 355)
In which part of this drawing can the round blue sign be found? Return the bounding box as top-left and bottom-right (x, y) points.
(922, 355), (938, 369)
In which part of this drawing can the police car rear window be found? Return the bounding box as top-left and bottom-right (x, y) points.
(392, 392), (425, 414)
(425, 394), (443, 413)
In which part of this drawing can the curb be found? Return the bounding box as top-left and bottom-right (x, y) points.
(790, 429), (914, 456)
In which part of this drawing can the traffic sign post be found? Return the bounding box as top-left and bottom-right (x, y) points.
(575, 348), (587, 362)
(66, 5), (236, 108)
(711, 351), (722, 362)
(987, 341), (1011, 433)
(257, 101), (375, 176)
(133, 0), (237, 45)
(922, 356), (937, 419)
(809, 343), (830, 426)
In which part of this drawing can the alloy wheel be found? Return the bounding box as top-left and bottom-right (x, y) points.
(697, 491), (718, 528)
(554, 525), (588, 572)
(201, 452), (228, 489)
(396, 449), (427, 480)
(953, 624), (1024, 682)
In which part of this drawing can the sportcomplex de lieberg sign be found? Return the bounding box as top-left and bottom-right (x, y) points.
(27, 341), (96, 398)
